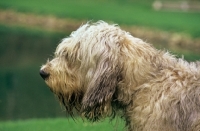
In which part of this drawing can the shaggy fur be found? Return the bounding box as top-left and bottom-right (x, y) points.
(40, 21), (200, 131)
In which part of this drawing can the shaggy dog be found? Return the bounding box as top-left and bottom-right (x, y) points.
(40, 21), (200, 131)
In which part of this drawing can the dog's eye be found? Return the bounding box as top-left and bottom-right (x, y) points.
(65, 56), (69, 62)
(55, 49), (68, 59)
(64, 52), (69, 60)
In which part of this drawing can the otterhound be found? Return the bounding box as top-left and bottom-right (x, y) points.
(40, 21), (200, 131)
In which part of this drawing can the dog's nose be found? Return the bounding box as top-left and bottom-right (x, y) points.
(40, 70), (50, 80)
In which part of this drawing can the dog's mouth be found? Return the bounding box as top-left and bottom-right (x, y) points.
(39, 68), (83, 117)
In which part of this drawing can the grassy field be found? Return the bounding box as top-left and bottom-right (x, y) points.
(0, 117), (125, 131)
(0, 0), (200, 37)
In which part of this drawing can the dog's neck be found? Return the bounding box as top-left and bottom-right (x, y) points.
(117, 36), (176, 105)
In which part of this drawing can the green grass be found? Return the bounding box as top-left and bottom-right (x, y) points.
(0, 0), (200, 37)
(0, 118), (125, 131)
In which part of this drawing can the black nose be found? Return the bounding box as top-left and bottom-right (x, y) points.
(40, 70), (50, 80)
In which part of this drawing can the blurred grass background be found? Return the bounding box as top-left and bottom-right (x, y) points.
(0, 0), (200, 130)
(0, 0), (200, 37)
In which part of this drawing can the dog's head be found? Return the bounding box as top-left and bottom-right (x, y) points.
(40, 21), (127, 121)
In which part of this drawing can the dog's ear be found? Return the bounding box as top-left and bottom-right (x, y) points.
(81, 58), (121, 121)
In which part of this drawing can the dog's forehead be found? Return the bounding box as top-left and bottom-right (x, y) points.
(54, 38), (70, 56)
(54, 21), (127, 58)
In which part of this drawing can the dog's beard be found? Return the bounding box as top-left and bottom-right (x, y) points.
(54, 89), (118, 121)
(56, 91), (83, 117)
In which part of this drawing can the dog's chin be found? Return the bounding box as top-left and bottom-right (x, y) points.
(56, 92), (83, 117)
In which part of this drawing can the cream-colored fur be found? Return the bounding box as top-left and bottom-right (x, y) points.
(40, 21), (200, 131)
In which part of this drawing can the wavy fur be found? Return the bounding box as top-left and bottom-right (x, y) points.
(40, 21), (200, 131)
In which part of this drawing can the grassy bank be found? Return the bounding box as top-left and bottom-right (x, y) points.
(0, 0), (200, 37)
(0, 118), (125, 131)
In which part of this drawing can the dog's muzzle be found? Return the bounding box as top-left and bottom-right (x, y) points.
(40, 70), (50, 80)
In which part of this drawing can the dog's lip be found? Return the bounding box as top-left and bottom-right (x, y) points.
(39, 70), (50, 80)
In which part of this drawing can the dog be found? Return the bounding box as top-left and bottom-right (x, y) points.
(40, 21), (200, 131)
